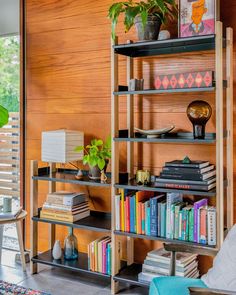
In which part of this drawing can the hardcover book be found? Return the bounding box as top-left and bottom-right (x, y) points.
(165, 160), (210, 169)
(194, 199), (208, 242)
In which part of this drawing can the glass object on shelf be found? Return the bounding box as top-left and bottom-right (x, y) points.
(187, 100), (212, 139)
(64, 227), (78, 260)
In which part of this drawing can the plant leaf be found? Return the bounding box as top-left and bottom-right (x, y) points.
(0, 106), (8, 128)
(97, 158), (106, 170)
(74, 146), (84, 152)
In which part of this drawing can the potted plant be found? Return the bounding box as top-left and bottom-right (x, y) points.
(75, 136), (111, 180)
(108, 0), (177, 41)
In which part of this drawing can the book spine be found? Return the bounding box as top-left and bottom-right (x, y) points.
(120, 189), (125, 232)
(150, 198), (157, 236)
(130, 196), (134, 233)
(162, 167), (203, 174)
(200, 208), (207, 244)
(166, 195), (171, 239)
(147, 205), (151, 236)
(174, 206), (180, 239)
(107, 243), (111, 275)
(98, 240), (103, 273)
(165, 162), (209, 168)
(94, 240), (98, 272)
(115, 194), (120, 231)
(88, 243), (90, 270)
(160, 203), (166, 237)
(181, 209), (186, 241)
(194, 199), (208, 242)
(155, 182), (212, 191)
(178, 211), (182, 240)
(106, 246), (108, 275)
(207, 208), (216, 246)
(157, 202), (162, 237)
(185, 209), (189, 241)
(141, 203), (145, 235)
(91, 241), (95, 272)
(170, 204), (175, 239)
(137, 202), (142, 235)
(145, 201), (148, 235)
(125, 197), (130, 232)
(189, 208), (194, 242)
(40, 211), (75, 222)
(160, 172), (205, 181)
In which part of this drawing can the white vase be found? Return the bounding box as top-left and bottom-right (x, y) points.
(52, 240), (62, 260)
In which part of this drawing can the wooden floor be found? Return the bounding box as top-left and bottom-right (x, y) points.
(0, 250), (148, 295)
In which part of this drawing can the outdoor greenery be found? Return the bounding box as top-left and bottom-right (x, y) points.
(0, 36), (20, 112)
(75, 136), (112, 170)
(108, 0), (177, 40)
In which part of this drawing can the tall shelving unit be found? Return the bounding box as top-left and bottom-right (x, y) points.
(111, 21), (233, 293)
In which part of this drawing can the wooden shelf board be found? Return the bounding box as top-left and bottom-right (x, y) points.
(114, 231), (216, 250)
(115, 180), (216, 197)
(114, 132), (216, 144)
(113, 263), (149, 288)
(32, 210), (111, 233)
(32, 250), (111, 278)
(113, 35), (221, 57)
(33, 169), (111, 188)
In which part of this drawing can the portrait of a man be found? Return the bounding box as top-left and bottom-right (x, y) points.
(180, 0), (215, 37)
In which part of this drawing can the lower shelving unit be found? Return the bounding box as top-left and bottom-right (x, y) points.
(32, 250), (111, 279)
(113, 263), (149, 288)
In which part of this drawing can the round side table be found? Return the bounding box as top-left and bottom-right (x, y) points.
(0, 210), (27, 271)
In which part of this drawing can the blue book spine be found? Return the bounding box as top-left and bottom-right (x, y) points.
(130, 196), (134, 233)
(161, 203), (166, 237)
(150, 198), (157, 236)
(147, 206), (151, 235)
(157, 202), (162, 236)
(107, 244), (111, 275)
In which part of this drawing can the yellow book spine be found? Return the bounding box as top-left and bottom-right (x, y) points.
(40, 211), (73, 222)
(94, 240), (98, 272)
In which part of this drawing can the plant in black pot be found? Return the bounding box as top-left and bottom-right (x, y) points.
(75, 136), (111, 180)
(108, 0), (177, 41)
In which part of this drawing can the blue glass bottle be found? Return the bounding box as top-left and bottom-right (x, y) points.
(64, 227), (78, 260)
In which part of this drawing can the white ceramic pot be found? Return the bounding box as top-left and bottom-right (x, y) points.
(52, 240), (62, 260)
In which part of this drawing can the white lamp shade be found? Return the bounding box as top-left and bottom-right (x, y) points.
(41, 130), (84, 163)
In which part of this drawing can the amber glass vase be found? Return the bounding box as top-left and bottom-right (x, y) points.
(187, 100), (212, 139)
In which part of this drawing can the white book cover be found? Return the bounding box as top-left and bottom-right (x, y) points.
(166, 193), (183, 239)
(207, 207), (216, 246)
(115, 194), (121, 231)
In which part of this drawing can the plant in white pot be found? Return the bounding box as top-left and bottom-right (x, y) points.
(108, 0), (177, 41)
(75, 136), (111, 180)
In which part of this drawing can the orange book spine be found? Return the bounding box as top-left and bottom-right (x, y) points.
(200, 208), (207, 244)
(137, 203), (142, 234)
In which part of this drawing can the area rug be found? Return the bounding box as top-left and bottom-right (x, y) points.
(0, 281), (50, 295)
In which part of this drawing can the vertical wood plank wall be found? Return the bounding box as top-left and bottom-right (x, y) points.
(25, 0), (235, 268)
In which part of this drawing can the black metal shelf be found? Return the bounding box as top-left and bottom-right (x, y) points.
(33, 168), (111, 188)
(115, 180), (216, 197)
(114, 132), (216, 144)
(113, 35), (220, 57)
(113, 263), (149, 288)
(32, 250), (110, 279)
(114, 87), (215, 96)
(114, 230), (216, 250)
(32, 210), (111, 233)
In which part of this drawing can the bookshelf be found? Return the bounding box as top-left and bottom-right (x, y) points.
(30, 163), (112, 279)
(111, 21), (234, 293)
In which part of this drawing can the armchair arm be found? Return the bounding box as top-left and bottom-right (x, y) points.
(163, 243), (218, 276)
(189, 287), (236, 295)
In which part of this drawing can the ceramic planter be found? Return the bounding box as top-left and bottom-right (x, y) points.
(52, 240), (62, 260)
(134, 15), (162, 41)
(89, 161), (108, 180)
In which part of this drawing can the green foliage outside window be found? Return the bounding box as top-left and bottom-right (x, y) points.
(0, 36), (19, 112)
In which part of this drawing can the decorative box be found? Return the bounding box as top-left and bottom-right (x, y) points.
(41, 129), (84, 163)
(154, 71), (214, 90)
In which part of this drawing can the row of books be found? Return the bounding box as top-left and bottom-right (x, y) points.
(154, 160), (216, 192)
(88, 237), (111, 275)
(115, 190), (216, 246)
(138, 248), (199, 284)
(40, 191), (90, 223)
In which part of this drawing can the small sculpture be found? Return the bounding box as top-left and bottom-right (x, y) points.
(101, 170), (108, 183)
(52, 240), (62, 260)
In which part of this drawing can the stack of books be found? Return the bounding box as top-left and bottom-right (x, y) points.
(138, 248), (199, 284)
(40, 191), (90, 223)
(115, 190), (216, 246)
(88, 237), (111, 275)
(155, 160), (216, 191)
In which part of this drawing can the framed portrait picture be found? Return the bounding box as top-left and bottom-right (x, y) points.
(179, 0), (217, 38)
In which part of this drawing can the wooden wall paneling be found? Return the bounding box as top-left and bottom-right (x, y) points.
(26, 0), (236, 281)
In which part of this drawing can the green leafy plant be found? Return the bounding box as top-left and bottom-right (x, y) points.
(0, 105), (9, 127)
(108, 0), (177, 40)
(75, 136), (111, 170)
